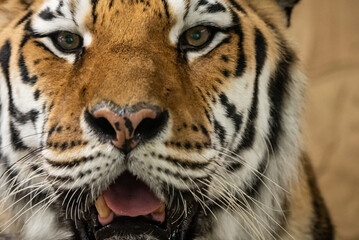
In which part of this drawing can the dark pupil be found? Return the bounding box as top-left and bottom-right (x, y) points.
(191, 31), (201, 40)
(64, 35), (74, 45)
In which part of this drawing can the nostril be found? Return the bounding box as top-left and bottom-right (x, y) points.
(85, 110), (117, 141)
(134, 111), (169, 143)
(85, 107), (169, 152)
(93, 117), (117, 139)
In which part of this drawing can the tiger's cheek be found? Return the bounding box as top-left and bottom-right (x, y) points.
(22, 42), (72, 104)
(188, 37), (237, 89)
(20, 43), (85, 148)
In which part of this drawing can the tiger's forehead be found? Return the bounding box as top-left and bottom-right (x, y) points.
(31, 0), (235, 44)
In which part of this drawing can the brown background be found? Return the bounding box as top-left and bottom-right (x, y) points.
(290, 0), (359, 239)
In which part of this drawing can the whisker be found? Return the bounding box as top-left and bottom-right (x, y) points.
(0, 183), (54, 232)
(204, 174), (284, 240)
(213, 147), (289, 193)
(0, 132), (47, 151)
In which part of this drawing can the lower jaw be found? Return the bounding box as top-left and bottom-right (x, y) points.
(94, 216), (168, 240)
(76, 201), (199, 240)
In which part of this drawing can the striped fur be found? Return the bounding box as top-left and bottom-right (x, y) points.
(0, 0), (333, 239)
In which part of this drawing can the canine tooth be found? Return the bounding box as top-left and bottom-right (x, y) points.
(95, 195), (112, 218)
(153, 204), (165, 214)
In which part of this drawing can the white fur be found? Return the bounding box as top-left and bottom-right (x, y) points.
(21, 208), (72, 240)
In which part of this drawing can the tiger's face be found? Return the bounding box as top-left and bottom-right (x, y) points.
(0, 0), (303, 239)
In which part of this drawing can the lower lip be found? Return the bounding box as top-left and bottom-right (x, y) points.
(93, 216), (169, 240)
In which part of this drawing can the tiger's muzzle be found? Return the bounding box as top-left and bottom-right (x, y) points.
(72, 103), (200, 239)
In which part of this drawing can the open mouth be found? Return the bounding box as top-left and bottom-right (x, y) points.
(77, 171), (199, 240)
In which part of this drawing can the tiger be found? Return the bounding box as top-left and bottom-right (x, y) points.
(0, 0), (334, 239)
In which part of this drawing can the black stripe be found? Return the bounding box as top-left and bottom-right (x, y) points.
(207, 3), (226, 13)
(109, 0), (114, 9)
(0, 41), (40, 125)
(0, 41), (20, 121)
(19, 53), (38, 84)
(219, 93), (243, 132)
(46, 156), (92, 168)
(228, 0), (246, 14)
(9, 121), (28, 150)
(20, 32), (32, 49)
(232, 29), (267, 167)
(231, 10), (246, 77)
(20, 21), (33, 49)
(92, 0), (99, 24)
(34, 89), (40, 100)
(29, 109), (39, 122)
(16, 11), (33, 27)
(200, 124), (209, 137)
(159, 155), (212, 170)
(195, 0), (208, 11)
(0, 41), (11, 81)
(39, 7), (56, 21)
(161, 0), (170, 19)
(303, 156), (334, 239)
(214, 119), (226, 144)
(24, 18), (33, 33)
(0, 41), (21, 122)
(204, 108), (212, 124)
(267, 47), (296, 153)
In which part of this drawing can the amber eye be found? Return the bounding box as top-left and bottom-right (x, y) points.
(55, 31), (82, 52)
(185, 26), (211, 47)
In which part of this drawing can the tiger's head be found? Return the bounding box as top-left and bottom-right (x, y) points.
(0, 0), (304, 239)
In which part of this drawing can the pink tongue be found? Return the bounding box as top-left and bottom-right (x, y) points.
(103, 172), (162, 217)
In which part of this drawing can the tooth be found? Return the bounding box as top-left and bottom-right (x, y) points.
(153, 204), (165, 214)
(95, 195), (112, 218)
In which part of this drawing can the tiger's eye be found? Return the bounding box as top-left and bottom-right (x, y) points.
(56, 31), (81, 51)
(185, 26), (210, 47)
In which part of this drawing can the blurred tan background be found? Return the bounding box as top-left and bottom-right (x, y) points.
(290, 0), (359, 239)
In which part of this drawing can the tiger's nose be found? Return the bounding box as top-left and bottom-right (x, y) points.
(86, 106), (168, 154)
